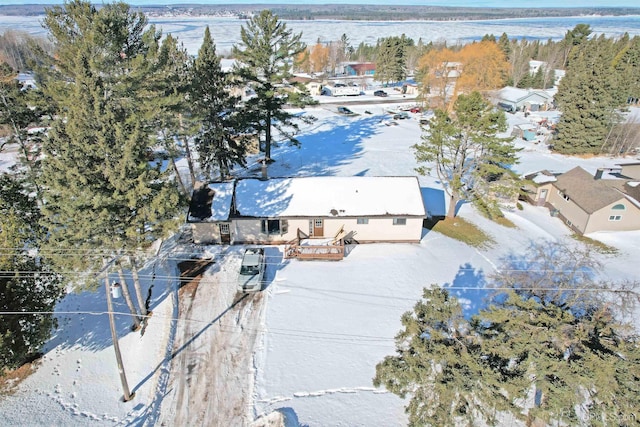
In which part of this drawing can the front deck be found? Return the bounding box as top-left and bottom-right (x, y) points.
(284, 228), (346, 261)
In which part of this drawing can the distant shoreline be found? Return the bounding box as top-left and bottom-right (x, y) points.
(2, 4), (640, 21)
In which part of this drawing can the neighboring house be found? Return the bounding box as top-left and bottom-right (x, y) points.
(344, 62), (376, 76)
(434, 61), (462, 79)
(521, 170), (558, 206)
(187, 176), (426, 245)
(495, 86), (554, 112)
(526, 166), (640, 234)
(288, 76), (323, 96)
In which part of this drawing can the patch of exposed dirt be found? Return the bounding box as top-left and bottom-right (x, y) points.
(0, 357), (42, 396)
(160, 255), (267, 426)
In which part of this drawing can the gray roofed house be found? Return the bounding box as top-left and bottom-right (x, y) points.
(495, 86), (554, 112)
(532, 166), (640, 234)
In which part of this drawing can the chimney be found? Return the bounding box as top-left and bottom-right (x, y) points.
(594, 168), (604, 180)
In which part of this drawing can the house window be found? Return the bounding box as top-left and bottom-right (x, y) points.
(357, 218), (369, 225)
(219, 223), (230, 234)
(557, 190), (570, 202)
(261, 219), (289, 235)
(611, 204), (626, 210)
(393, 218), (407, 226)
(609, 215), (622, 221)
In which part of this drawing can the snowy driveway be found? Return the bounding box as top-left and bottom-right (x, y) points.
(158, 248), (267, 427)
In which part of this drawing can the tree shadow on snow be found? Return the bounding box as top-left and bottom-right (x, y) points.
(259, 115), (384, 177)
(443, 263), (488, 319)
(44, 232), (212, 353)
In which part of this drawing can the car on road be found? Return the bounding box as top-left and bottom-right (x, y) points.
(373, 90), (388, 97)
(337, 106), (355, 115)
(393, 111), (410, 120)
(237, 248), (266, 293)
(409, 106), (422, 113)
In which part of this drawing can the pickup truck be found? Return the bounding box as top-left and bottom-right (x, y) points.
(237, 248), (266, 293)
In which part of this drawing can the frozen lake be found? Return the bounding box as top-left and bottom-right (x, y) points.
(1, 13), (639, 55)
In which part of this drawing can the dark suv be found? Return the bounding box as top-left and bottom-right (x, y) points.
(374, 90), (388, 97)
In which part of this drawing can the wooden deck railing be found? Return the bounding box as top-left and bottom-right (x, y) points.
(284, 227), (346, 261)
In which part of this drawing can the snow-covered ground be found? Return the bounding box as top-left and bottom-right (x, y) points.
(1, 102), (639, 426)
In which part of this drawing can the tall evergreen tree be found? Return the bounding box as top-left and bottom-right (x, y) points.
(553, 35), (621, 154)
(232, 10), (315, 169)
(375, 36), (407, 85)
(375, 283), (640, 425)
(148, 34), (195, 196)
(191, 26), (249, 180)
(39, 0), (181, 327)
(0, 62), (48, 199)
(0, 174), (63, 370)
(413, 92), (518, 219)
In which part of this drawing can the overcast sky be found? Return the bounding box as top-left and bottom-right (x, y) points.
(2, 1), (640, 8)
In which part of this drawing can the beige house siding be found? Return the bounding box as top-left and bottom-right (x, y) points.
(231, 216), (423, 244)
(547, 188), (590, 233)
(585, 199), (640, 234)
(532, 182), (554, 205)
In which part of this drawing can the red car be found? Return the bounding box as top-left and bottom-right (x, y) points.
(409, 106), (422, 113)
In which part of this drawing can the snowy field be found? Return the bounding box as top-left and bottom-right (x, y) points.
(1, 100), (639, 426)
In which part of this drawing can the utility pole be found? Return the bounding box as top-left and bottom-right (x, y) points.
(105, 278), (135, 402)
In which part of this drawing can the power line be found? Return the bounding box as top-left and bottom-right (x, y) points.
(0, 309), (397, 345)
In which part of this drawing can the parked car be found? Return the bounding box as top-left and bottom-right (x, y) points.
(497, 102), (516, 113)
(393, 112), (410, 120)
(237, 248), (266, 293)
(409, 106), (422, 113)
(337, 106), (355, 115)
(374, 90), (388, 97)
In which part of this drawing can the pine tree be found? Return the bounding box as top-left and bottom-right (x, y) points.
(39, 0), (181, 328)
(0, 62), (48, 199)
(375, 36), (407, 85)
(232, 10), (315, 168)
(554, 35), (621, 154)
(413, 92), (519, 219)
(148, 34), (197, 195)
(374, 288), (518, 426)
(375, 284), (640, 426)
(191, 26), (249, 180)
(0, 175), (63, 370)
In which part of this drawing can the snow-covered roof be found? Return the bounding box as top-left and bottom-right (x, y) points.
(522, 170), (557, 184)
(498, 86), (552, 103)
(235, 176), (426, 218)
(187, 182), (235, 222)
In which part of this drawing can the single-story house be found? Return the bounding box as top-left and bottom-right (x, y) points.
(187, 176), (426, 245)
(288, 76), (323, 96)
(526, 166), (640, 234)
(495, 86), (554, 112)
